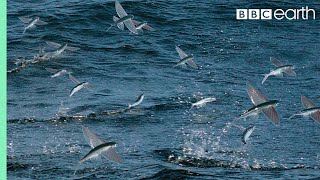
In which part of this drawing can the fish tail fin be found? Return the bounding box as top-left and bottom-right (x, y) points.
(287, 114), (297, 120)
(261, 74), (270, 84)
(73, 163), (81, 176)
(106, 24), (114, 32)
(23, 28), (26, 34)
(190, 104), (194, 110)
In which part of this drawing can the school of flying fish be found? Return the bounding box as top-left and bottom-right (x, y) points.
(14, 0), (319, 174)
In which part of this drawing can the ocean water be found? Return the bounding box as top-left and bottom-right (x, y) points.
(7, 0), (320, 179)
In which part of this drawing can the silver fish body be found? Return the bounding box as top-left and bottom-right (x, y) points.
(80, 142), (117, 163)
(242, 126), (256, 144)
(240, 100), (279, 119)
(129, 94), (144, 108)
(191, 97), (216, 109)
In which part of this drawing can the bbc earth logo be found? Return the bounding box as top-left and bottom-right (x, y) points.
(236, 7), (316, 20)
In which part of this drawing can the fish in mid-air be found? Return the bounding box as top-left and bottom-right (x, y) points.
(288, 96), (320, 123)
(80, 127), (122, 163)
(174, 46), (198, 69)
(69, 74), (93, 97)
(190, 97), (216, 109)
(261, 57), (296, 84)
(74, 127), (122, 175)
(241, 126), (256, 144)
(128, 94), (144, 108)
(45, 68), (71, 78)
(132, 20), (155, 34)
(45, 41), (80, 58)
(19, 17), (48, 34)
(237, 83), (280, 125)
(107, 1), (138, 34)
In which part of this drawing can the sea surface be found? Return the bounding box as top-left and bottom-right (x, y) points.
(7, 0), (320, 179)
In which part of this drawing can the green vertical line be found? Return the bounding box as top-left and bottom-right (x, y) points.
(0, 0), (6, 179)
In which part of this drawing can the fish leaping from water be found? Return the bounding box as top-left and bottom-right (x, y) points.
(190, 97), (216, 109)
(107, 1), (138, 34)
(19, 17), (48, 34)
(241, 126), (256, 144)
(288, 96), (320, 123)
(128, 94), (144, 108)
(69, 74), (93, 97)
(261, 57), (296, 84)
(237, 83), (280, 125)
(80, 127), (122, 163)
(174, 46), (198, 69)
(45, 68), (71, 78)
(74, 127), (122, 175)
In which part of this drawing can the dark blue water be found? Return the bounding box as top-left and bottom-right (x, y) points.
(7, 0), (320, 179)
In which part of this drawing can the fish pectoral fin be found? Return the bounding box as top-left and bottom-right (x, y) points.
(19, 17), (33, 23)
(270, 57), (284, 67)
(35, 19), (48, 25)
(85, 83), (94, 90)
(137, 28), (144, 34)
(186, 58), (198, 69)
(124, 19), (138, 34)
(247, 83), (268, 106)
(102, 147), (122, 163)
(66, 46), (80, 51)
(275, 73), (283, 77)
(301, 96), (316, 109)
(132, 19), (140, 25)
(143, 24), (155, 31)
(262, 106), (280, 125)
(310, 110), (320, 123)
(69, 74), (81, 84)
(283, 68), (296, 76)
(46, 41), (62, 48)
(45, 68), (59, 73)
(82, 127), (106, 148)
(175, 46), (188, 59)
(115, 0), (128, 18)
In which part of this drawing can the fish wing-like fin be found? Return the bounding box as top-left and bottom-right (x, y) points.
(270, 57), (284, 67)
(124, 19), (138, 34)
(283, 68), (296, 76)
(262, 106), (280, 125)
(142, 23), (155, 31)
(35, 19), (48, 25)
(310, 111), (320, 123)
(82, 127), (106, 148)
(175, 46), (188, 59)
(132, 20), (140, 25)
(45, 68), (59, 73)
(186, 58), (198, 69)
(102, 147), (122, 163)
(115, 0), (128, 18)
(19, 17), (33, 23)
(247, 83), (267, 105)
(65, 46), (80, 51)
(85, 83), (94, 90)
(69, 74), (81, 84)
(301, 96), (316, 109)
(46, 41), (62, 48)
